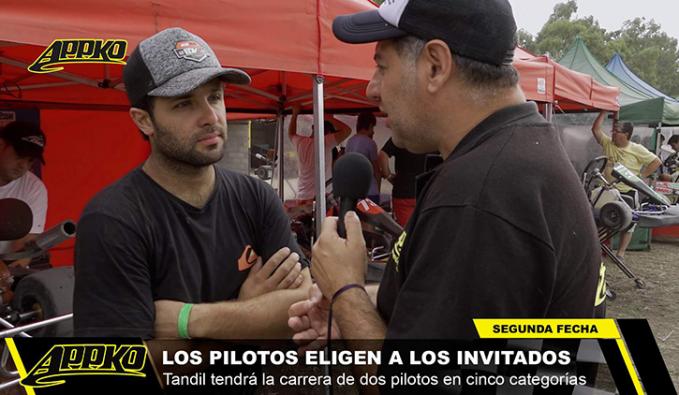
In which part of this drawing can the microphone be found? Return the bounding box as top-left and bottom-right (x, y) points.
(0, 198), (33, 241)
(333, 153), (373, 237)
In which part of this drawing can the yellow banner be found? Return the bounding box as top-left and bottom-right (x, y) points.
(474, 319), (620, 339)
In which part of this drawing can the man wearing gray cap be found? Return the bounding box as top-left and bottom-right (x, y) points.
(290, 0), (601, 352)
(74, 28), (310, 339)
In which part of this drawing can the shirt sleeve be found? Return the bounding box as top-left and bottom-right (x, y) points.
(382, 205), (556, 339)
(381, 138), (396, 157)
(73, 212), (155, 338)
(255, 181), (310, 267)
(368, 140), (378, 161)
(26, 178), (47, 234)
(634, 144), (659, 167)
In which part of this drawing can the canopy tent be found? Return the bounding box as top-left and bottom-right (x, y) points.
(0, 1), (620, 265)
(514, 48), (619, 113)
(559, 37), (679, 125)
(606, 54), (678, 103)
(0, 0), (387, 265)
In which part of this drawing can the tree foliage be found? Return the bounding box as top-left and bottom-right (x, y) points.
(522, 1), (679, 96)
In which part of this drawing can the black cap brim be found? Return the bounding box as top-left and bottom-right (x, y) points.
(14, 143), (45, 165)
(333, 10), (407, 44)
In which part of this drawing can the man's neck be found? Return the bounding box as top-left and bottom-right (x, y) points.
(142, 153), (216, 208)
(437, 86), (526, 159)
(616, 140), (630, 149)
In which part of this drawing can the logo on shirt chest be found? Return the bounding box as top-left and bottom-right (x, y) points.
(238, 245), (260, 271)
(390, 231), (407, 272)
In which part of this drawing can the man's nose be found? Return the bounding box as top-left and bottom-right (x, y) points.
(198, 101), (220, 126)
(366, 74), (381, 105)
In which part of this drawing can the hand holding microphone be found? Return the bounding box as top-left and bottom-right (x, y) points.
(332, 153), (373, 238)
(310, 153), (373, 300)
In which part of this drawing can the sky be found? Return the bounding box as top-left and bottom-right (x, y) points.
(509, 0), (679, 41)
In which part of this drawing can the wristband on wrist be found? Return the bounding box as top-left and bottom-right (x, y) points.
(331, 283), (366, 305)
(178, 303), (194, 339)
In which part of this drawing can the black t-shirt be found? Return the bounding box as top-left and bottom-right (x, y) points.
(381, 138), (433, 198)
(74, 166), (304, 338)
(377, 103), (602, 339)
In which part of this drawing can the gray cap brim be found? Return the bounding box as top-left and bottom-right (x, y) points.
(333, 10), (407, 44)
(148, 67), (251, 97)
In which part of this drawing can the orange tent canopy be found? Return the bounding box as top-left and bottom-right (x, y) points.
(514, 48), (619, 112)
(0, 0), (378, 113)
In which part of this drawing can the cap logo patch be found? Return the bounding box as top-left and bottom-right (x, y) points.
(21, 136), (44, 148)
(173, 41), (208, 62)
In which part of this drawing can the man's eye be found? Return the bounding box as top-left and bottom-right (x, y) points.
(174, 101), (191, 109)
(209, 94), (223, 103)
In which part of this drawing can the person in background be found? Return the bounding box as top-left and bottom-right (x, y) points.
(378, 137), (432, 227)
(288, 105), (351, 200)
(592, 111), (661, 260)
(345, 112), (380, 202)
(0, 121), (48, 268)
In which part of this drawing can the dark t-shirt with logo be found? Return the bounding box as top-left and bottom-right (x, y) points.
(74, 166), (304, 338)
(377, 103), (603, 339)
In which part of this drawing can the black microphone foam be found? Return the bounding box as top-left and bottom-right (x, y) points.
(0, 198), (33, 241)
(333, 153), (373, 237)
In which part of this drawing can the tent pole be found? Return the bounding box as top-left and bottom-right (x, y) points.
(277, 111), (285, 201)
(544, 103), (553, 122)
(313, 75), (326, 239)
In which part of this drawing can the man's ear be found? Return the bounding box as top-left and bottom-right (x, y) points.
(129, 108), (155, 138)
(421, 39), (454, 94)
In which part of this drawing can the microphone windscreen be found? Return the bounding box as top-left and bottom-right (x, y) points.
(0, 198), (33, 241)
(333, 153), (373, 199)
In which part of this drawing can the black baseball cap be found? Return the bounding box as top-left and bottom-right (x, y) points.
(0, 121), (46, 164)
(332, 0), (517, 66)
(124, 27), (251, 107)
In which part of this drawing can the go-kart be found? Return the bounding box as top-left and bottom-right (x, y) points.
(583, 156), (679, 293)
(0, 204), (76, 390)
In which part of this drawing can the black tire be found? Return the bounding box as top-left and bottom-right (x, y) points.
(599, 201), (633, 231)
(11, 267), (73, 336)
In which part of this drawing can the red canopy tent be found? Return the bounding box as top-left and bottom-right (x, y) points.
(513, 48), (619, 113)
(0, 0), (384, 265)
(0, 1), (617, 265)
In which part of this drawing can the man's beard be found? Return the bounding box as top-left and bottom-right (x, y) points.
(152, 122), (225, 168)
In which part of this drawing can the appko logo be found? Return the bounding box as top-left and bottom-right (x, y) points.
(20, 344), (147, 388)
(28, 39), (127, 73)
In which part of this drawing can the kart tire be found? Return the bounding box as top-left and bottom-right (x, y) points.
(11, 267), (73, 336)
(599, 201), (633, 231)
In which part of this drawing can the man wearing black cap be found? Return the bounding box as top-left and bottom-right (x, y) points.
(291, 0), (601, 348)
(0, 121), (48, 268)
(74, 28), (310, 339)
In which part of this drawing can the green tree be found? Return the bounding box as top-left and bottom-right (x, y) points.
(533, 1), (611, 61)
(609, 18), (679, 96)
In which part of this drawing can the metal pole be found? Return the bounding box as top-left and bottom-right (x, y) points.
(277, 112), (285, 200)
(0, 317), (30, 338)
(0, 377), (21, 390)
(544, 103), (553, 122)
(313, 75), (326, 239)
(0, 314), (72, 337)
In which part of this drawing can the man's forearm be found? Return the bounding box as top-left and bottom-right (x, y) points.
(333, 287), (386, 340)
(591, 111), (606, 144)
(333, 287), (386, 390)
(641, 159), (662, 178)
(191, 282), (310, 339)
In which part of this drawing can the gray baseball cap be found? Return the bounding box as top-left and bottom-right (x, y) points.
(123, 27), (251, 106)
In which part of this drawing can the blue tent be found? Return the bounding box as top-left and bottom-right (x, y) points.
(606, 53), (678, 104)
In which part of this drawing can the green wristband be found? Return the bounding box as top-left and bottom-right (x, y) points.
(178, 303), (193, 339)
